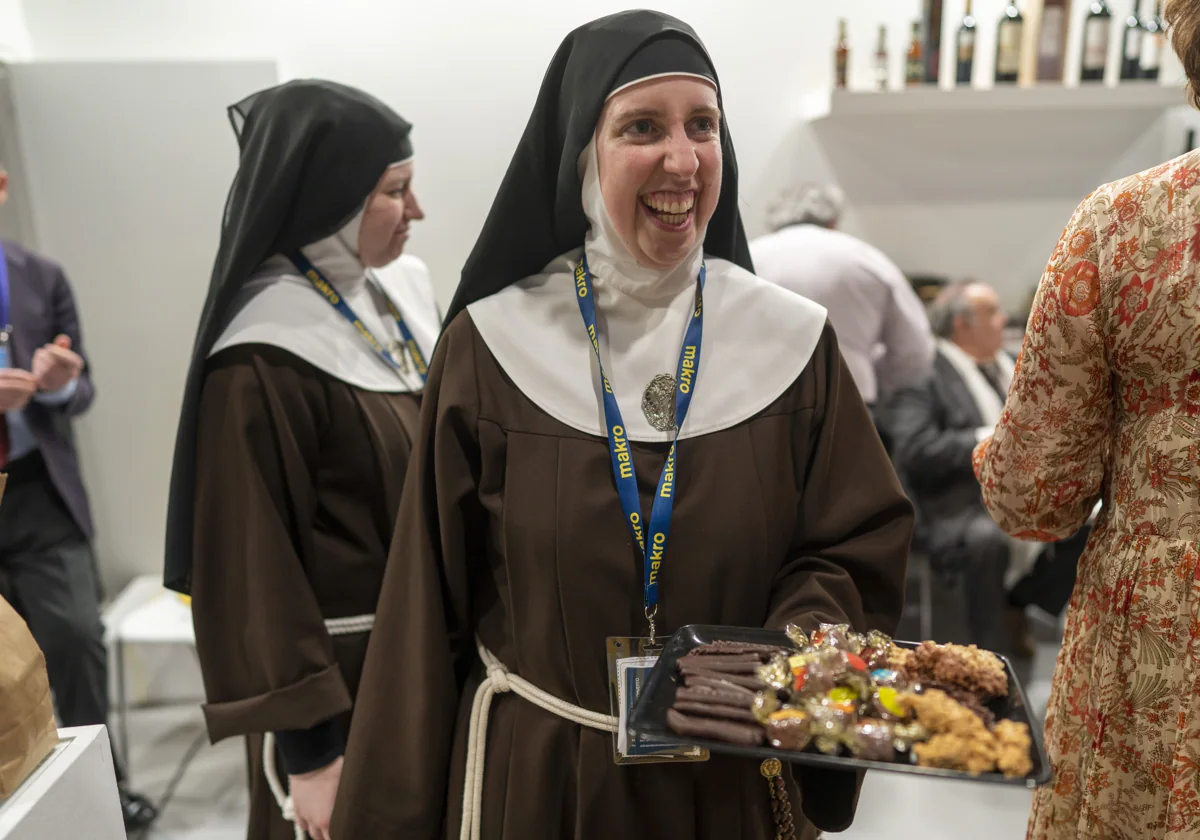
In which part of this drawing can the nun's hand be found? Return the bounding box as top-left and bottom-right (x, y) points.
(32, 334), (83, 393)
(0, 369), (37, 411)
(288, 755), (343, 840)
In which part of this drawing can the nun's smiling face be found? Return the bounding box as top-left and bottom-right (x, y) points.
(596, 76), (721, 271)
(358, 162), (425, 267)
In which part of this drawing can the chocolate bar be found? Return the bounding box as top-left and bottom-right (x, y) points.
(676, 656), (760, 674)
(680, 667), (766, 690)
(672, 700), (759, 723)
(688, 641), (789, 658)
(666, 708), (765, 746)
(681, 674), (758, 699)
(676, 685), (754, 707)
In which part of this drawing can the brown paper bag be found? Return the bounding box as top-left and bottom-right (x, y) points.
(0, 576), (60, 795)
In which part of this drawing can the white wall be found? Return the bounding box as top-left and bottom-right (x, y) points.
(26, 0), (1185, 311)
(0, 0), (32, 61)
(8, 61), (278, 589)
(9, 0), (1192, 584)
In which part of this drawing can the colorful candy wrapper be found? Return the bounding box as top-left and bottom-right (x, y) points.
(752, 690), (781, 725)
(765, 708), (813, 751)
(870, 668), (905, 689)
(807, 695), (855, 755)
(796, 648), (842, 697)
(810, 622), (852, 650)
(757, 654), (792, 693)
(784, 623), (809, 651)
(844, 718), (896, 761)
(872, 686), (910, 721)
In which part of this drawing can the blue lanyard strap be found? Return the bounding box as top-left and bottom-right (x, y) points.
(574, 254), (704, 639)
(289, 252), (427, 383)
(0, 242), (10, 331)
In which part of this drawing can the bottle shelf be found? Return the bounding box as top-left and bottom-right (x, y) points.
(805, 84), (1187, 202)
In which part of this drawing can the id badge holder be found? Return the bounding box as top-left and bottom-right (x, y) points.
(0, 328), (11, 369)
(605, 636), (708, 766)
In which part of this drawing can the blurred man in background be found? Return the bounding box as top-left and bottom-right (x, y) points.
(884, 280), (1037, 660)
(750, 182), (934, 425)
(0, 163), (156, 829)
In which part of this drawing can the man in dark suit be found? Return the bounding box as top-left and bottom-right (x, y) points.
(883, 280), (1034, 660)
(0, 164), (156, 828)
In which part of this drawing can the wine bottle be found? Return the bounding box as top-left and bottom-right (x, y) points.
(1141, 0), (1165, 80)
(957, 0), (977, 85)
(907, 21), (925, 86)
(875, 24), (890, 91)
(835, 19), (850, 89)
(1037, 0), (1072, 82)
(995, 1), (1024, 84)
(1120, 0), (1143, 80)
(1080, 1), (1113, 83)
(923, 0), (945, 85)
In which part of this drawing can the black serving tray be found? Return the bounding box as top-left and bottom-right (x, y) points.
(628, 624), (1052, 788)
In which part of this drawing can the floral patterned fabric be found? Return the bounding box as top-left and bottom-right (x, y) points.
(974, 150), (1200, 840)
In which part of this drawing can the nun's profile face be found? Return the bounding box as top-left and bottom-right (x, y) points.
(358, 162), (424, 267)
(595, 76), (721, 271)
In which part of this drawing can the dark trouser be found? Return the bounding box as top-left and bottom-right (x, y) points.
(0, 452), (112, 763)
(936, 512), (1013, 657)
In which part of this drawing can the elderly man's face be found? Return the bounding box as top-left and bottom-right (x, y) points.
(954, 283), (1007, 358)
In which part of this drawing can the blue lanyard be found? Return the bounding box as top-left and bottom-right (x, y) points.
(0, 242), (10, 332)
(574, 254), (704, 641)
(288, 252), (428, 383)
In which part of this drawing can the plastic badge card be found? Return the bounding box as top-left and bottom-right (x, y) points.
(606, 636), (707, 765)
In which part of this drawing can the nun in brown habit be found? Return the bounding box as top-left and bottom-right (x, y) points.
(331, 12), (911, 840)
(162, 80), (440, 840)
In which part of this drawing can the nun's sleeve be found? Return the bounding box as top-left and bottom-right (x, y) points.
(331, 313), (484, 839)
(765, 322), (913, 832)
(190, 346), (352, 759)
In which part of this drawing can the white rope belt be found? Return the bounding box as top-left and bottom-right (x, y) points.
(460, 641), (618, 840)
(262, 614), (375, 840)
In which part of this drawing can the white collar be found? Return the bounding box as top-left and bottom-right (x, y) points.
(936, 338), (1014, 426)
(469, 251), (826, 440)
(209, 233), (441, 393)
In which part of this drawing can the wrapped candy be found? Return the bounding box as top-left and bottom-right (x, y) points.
(865, 629), (897, 653)
(751, 690), (781, 724)
(810, 622), (852, 650)
(807, 695), (855, 755)
(860, 646), (892, 671)
(872, 686), (910, 722)
(870, 668), (905, 689)
(826, 686), (859, 715)
(794, 648), (843, 698)
(891, 721), (930, 753)
(843, 718), (896, 761)
(784, 623), (809, 651)
(765, 708), (813, 751)
(844, 631), (869, 655)
(757, 654), (793, 694)
(841, 652), (873, 698)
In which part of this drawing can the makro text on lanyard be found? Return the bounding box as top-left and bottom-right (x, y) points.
(574, 253), (704, 644)
(288, 251), (428, 383)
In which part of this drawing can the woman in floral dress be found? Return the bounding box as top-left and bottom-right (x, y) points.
(974, 6), (1200, 836)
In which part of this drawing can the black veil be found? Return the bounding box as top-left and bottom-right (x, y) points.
(163, 79), (413, 593)
(443, 10), (752, 326)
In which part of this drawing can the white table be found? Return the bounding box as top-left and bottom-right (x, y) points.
(0, 725), (125, 840)
(102, 574), (197, 775)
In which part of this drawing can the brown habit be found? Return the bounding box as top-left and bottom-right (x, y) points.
(190, 344), (420, 840)
(331, 314), (912, 839)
